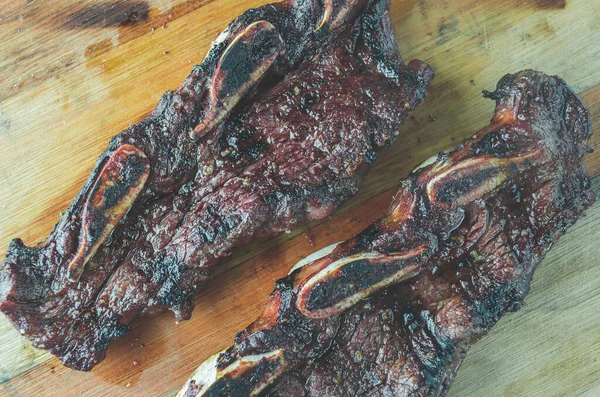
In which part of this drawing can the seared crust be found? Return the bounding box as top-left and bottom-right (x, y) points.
(179, 70), (594, 397)
(0, 0), (433, 370)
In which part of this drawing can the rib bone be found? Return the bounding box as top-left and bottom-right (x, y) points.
(68, 145), (150, 281)
(424, 151), (543, 209)
(193, 21), (284, 138)
(179, 349), (286, 397)
(296, 244), (429, 318)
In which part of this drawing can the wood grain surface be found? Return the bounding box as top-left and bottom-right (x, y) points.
(0, 0), (599, 395)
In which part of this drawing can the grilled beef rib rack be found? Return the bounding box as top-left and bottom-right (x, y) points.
(178, 70), (594, 397)
(0, 0), (433, 370)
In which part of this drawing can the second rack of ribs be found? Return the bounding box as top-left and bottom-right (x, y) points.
(178, 70), (594, 397)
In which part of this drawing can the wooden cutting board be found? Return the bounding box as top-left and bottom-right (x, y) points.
(0, 0), (599, 395)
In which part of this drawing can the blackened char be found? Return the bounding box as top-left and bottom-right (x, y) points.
(0, 0), (433, 370)
(178, 70), (594, 397)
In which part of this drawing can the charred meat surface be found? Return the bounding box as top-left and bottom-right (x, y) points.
(0, 0), (434, 370)
(178, 70), (594, 397)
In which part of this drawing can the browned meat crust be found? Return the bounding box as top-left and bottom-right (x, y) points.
(0, 0), (433, 370)
(178, 70), (594, 397)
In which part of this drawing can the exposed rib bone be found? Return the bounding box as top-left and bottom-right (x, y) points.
(67, 145), (150, 281)
(424, 151), (543, 209)
(192, 21), (283, 138)
(316, 0), (333, 30)
(317, 0), (368, 31)
(296, 244), (429, 318)
(288, 242), (341, 275)
(178, 349), (286, 397)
